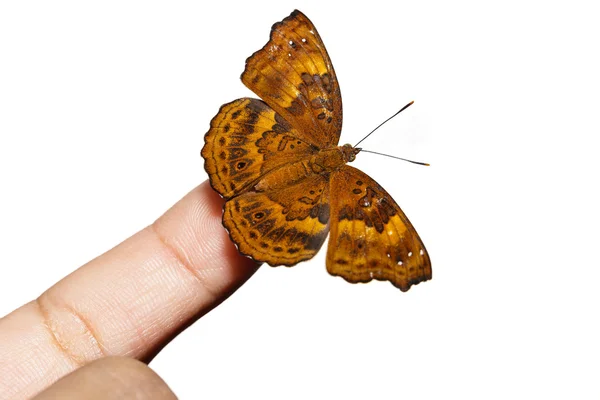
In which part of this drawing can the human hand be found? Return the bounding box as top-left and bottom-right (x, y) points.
(0, 182), (259, 399)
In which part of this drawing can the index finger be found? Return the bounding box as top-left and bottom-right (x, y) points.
(0, 181), (258, 400)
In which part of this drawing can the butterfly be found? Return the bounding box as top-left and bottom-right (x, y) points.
(201, 10), (431, 291)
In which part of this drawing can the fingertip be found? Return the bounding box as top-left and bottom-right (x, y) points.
(153, 181), (259, 296)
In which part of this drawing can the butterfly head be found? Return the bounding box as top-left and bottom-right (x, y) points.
(340, 143), (361, 163)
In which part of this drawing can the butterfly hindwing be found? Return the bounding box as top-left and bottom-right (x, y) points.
(241, 10), (342, 148)
(326, 166), (432, 291)
(223, 173), (330, 266)
(202, 97), (318, 199)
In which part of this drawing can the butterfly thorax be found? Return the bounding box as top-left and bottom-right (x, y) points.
(308, 144), (360, 174)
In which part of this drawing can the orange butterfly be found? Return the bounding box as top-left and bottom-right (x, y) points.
(201, 10), (431, 291)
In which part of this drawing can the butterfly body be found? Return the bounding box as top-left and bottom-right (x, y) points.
(202, 10), (431, 291)
(250, 144), (352, 193)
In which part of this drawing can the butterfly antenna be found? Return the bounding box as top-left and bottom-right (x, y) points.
(358, 149), (430, 166)
(354, 100), (414, 147)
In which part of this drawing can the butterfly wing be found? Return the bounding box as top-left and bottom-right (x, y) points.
(202, 98), (318, 199)
(326, 166), (432, 291)
(223, 173), (330, 266)
(241, 10), (342, 148)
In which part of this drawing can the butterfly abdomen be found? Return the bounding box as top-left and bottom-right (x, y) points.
(253, 159), (315, 192)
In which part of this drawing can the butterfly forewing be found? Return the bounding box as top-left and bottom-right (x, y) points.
(241, 10), (342, 148)
(326, 166), (432, 291)
(202, 98), (318, 199)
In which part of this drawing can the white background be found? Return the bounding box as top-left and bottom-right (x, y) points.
(1, 1), (599, 399)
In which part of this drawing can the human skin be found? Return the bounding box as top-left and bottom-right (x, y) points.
(0, 182), (259, 399)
